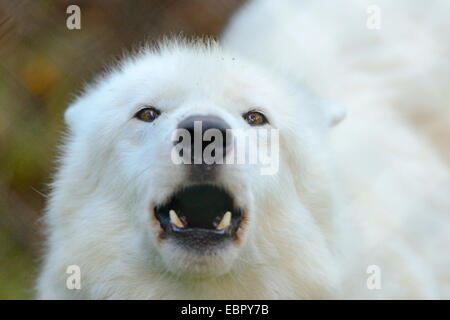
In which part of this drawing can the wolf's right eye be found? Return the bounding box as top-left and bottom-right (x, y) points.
(135, 107), (160, 122)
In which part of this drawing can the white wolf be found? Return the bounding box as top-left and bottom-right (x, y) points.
(37, 0), (450, 299)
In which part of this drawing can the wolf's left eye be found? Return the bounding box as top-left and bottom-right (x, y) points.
(243, 111), (268, 126)
(135, 107), (160, 122)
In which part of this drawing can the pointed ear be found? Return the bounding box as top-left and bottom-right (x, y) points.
(64, 98), (96, 133)
(287, 79), (346, 128)
(319, 99), (346, 127)
(64, 104), (77, 129)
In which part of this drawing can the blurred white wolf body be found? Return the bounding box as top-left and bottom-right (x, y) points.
(223, 0), (450, 298)
(38, 0), (450, 299)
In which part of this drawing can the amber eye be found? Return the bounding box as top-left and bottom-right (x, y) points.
(135, 107), (160, 122)
(243, 111), (268, 126)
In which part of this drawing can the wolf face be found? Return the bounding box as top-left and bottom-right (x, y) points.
(37, 40), (340, 299)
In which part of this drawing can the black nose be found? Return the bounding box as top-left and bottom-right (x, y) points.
(176, 115), (232, 164)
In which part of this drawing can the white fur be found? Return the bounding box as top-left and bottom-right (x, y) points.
(38, 0), (450, 299)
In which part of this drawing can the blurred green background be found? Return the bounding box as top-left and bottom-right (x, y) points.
(0, 0), (243, 299)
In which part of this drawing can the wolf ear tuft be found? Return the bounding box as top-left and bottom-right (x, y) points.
(290, 81), (346, 128)
(311, 97), (345, 127)
(64, 100), (92, 133)
(323, 100), (346, 127)
(64, 103), (83, 132)
(64, 105), (75, 128)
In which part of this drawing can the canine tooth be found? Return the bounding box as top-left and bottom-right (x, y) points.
(217, 211), (231, 230)
(169, 210), (184, 228)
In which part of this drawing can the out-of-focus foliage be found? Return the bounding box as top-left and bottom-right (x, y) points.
(0, 228), (35, 299)
(0, 0), (243, 299)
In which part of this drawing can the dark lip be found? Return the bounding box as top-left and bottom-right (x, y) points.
(161, 225), (236, 252)
(169, 225), (233, 235)
(154, 184), (244, 247)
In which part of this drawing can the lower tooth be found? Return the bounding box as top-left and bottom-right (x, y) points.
(217, 211), (232, 230)
(169, 210), (184, 228)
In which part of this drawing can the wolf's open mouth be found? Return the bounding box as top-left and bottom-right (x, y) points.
(154, 185), (243, 246)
